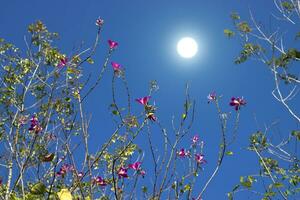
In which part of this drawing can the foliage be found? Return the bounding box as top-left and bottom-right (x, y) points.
(226, 1), (300, 199)
(0, 20), (245, 200)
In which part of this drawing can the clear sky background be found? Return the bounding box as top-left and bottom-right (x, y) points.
(0, 0), (299, 199)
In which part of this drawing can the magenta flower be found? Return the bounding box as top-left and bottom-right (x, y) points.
(93, 176), (107, 186)
(28, 115), (42, 134)
(108, 39), (118, 49)
(178, 148), (190, 158)
(207, 91), (216, 103)
(178, 148), (185, 157)
(229, 97), (246, 111)
(56, 164), (74, 177)
(128, 162), (142, 171)
(192, 134), (199, 144)
(61, 164), (74, 172)
(77, 171), (84, 178)
(117, 167), (128, 178)
(95, 17), (104, 27)
(111, 61), (121, 71)
(195, 154), (207, 165)
(29, 116), (38, 126)
(57, 57), (68, 68)
(135, 96), (150, 105)
(139, 170), (146, 177)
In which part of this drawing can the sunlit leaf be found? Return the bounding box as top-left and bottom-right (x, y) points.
(57, 189), (73, 200)
(87, 57), (94, 64)
(224, 29), (235, 38)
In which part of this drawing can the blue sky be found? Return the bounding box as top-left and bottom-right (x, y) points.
(1, 0), (299, 199)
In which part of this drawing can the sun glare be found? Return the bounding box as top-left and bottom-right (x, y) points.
(177, 37), (198, 58)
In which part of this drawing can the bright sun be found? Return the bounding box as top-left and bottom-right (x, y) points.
(177, 37), (198, 58)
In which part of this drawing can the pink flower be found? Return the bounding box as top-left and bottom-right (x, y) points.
(61, 164), (74, 172)
(77, 172), (84, 178)
(117, 167), (128, 178)
(93, 176), (107, 186)
(192, 135), (199, 144)
(139, 170), (146, 177)
(207, 92), (216, 103)
(111, 62), (121, 71)
(56, 164), (74, 177)
(195, 154), (207, 165)
(95, 17), (104, 27)
(29, 116), (38, 126)
(229, 97), (246, 111)
(178, 148), (186, 157)
(108, 40), (118, 49)
(57, 57), (68, 68)
(178, 148), (190, 158)
(128, 162), (142, 171)
(28, 115), (42, 134)
(135, 96), (150, 105)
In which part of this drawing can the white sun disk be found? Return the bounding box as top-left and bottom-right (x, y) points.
(177, 37), (198, 58)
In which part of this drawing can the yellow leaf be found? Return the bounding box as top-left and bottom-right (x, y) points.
(57, 188), (73, 200)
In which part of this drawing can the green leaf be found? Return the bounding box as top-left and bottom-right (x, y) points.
(230, 12), (240, 20)
(291, 130), (300, 140)
(87, 57), (94, 64)
(273, 182), (284, 188)
(183, 184), (191, 192)
(224, 29), (235, 38)
(282, 1), (295, 12)
(240, 176), (254, 188)
(237, 21), (252, 33)
(112, 110), (119, 115)
(30, 182), (46, 195)
(57, 188), (73, 200)
(142, 186), (148, 193)
(227, 192), (233, 200)
(226, 151), (234, 156)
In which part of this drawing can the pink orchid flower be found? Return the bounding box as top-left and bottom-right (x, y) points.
(108, 39), (118, 49)
(128, 162), (142, 171)
(28, 115), (42, 134)
(229, 97), (246, 111)
(95, 17), (104, 27)
(93, 176), (107, 186)
(195, 154), (207, 165)
(56, 164), (74, 177)
(117, 167), (128, 178)
(135, 96), (150, 105)
(207, 91), (216, 103)
(192, 134), (199, 144)
(178, 148), (190, 158)
(57, 57), (68, 68)
(111, 62), (121, 71)
(77, 171), (84, 178)
(140, 170), (146, 177)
